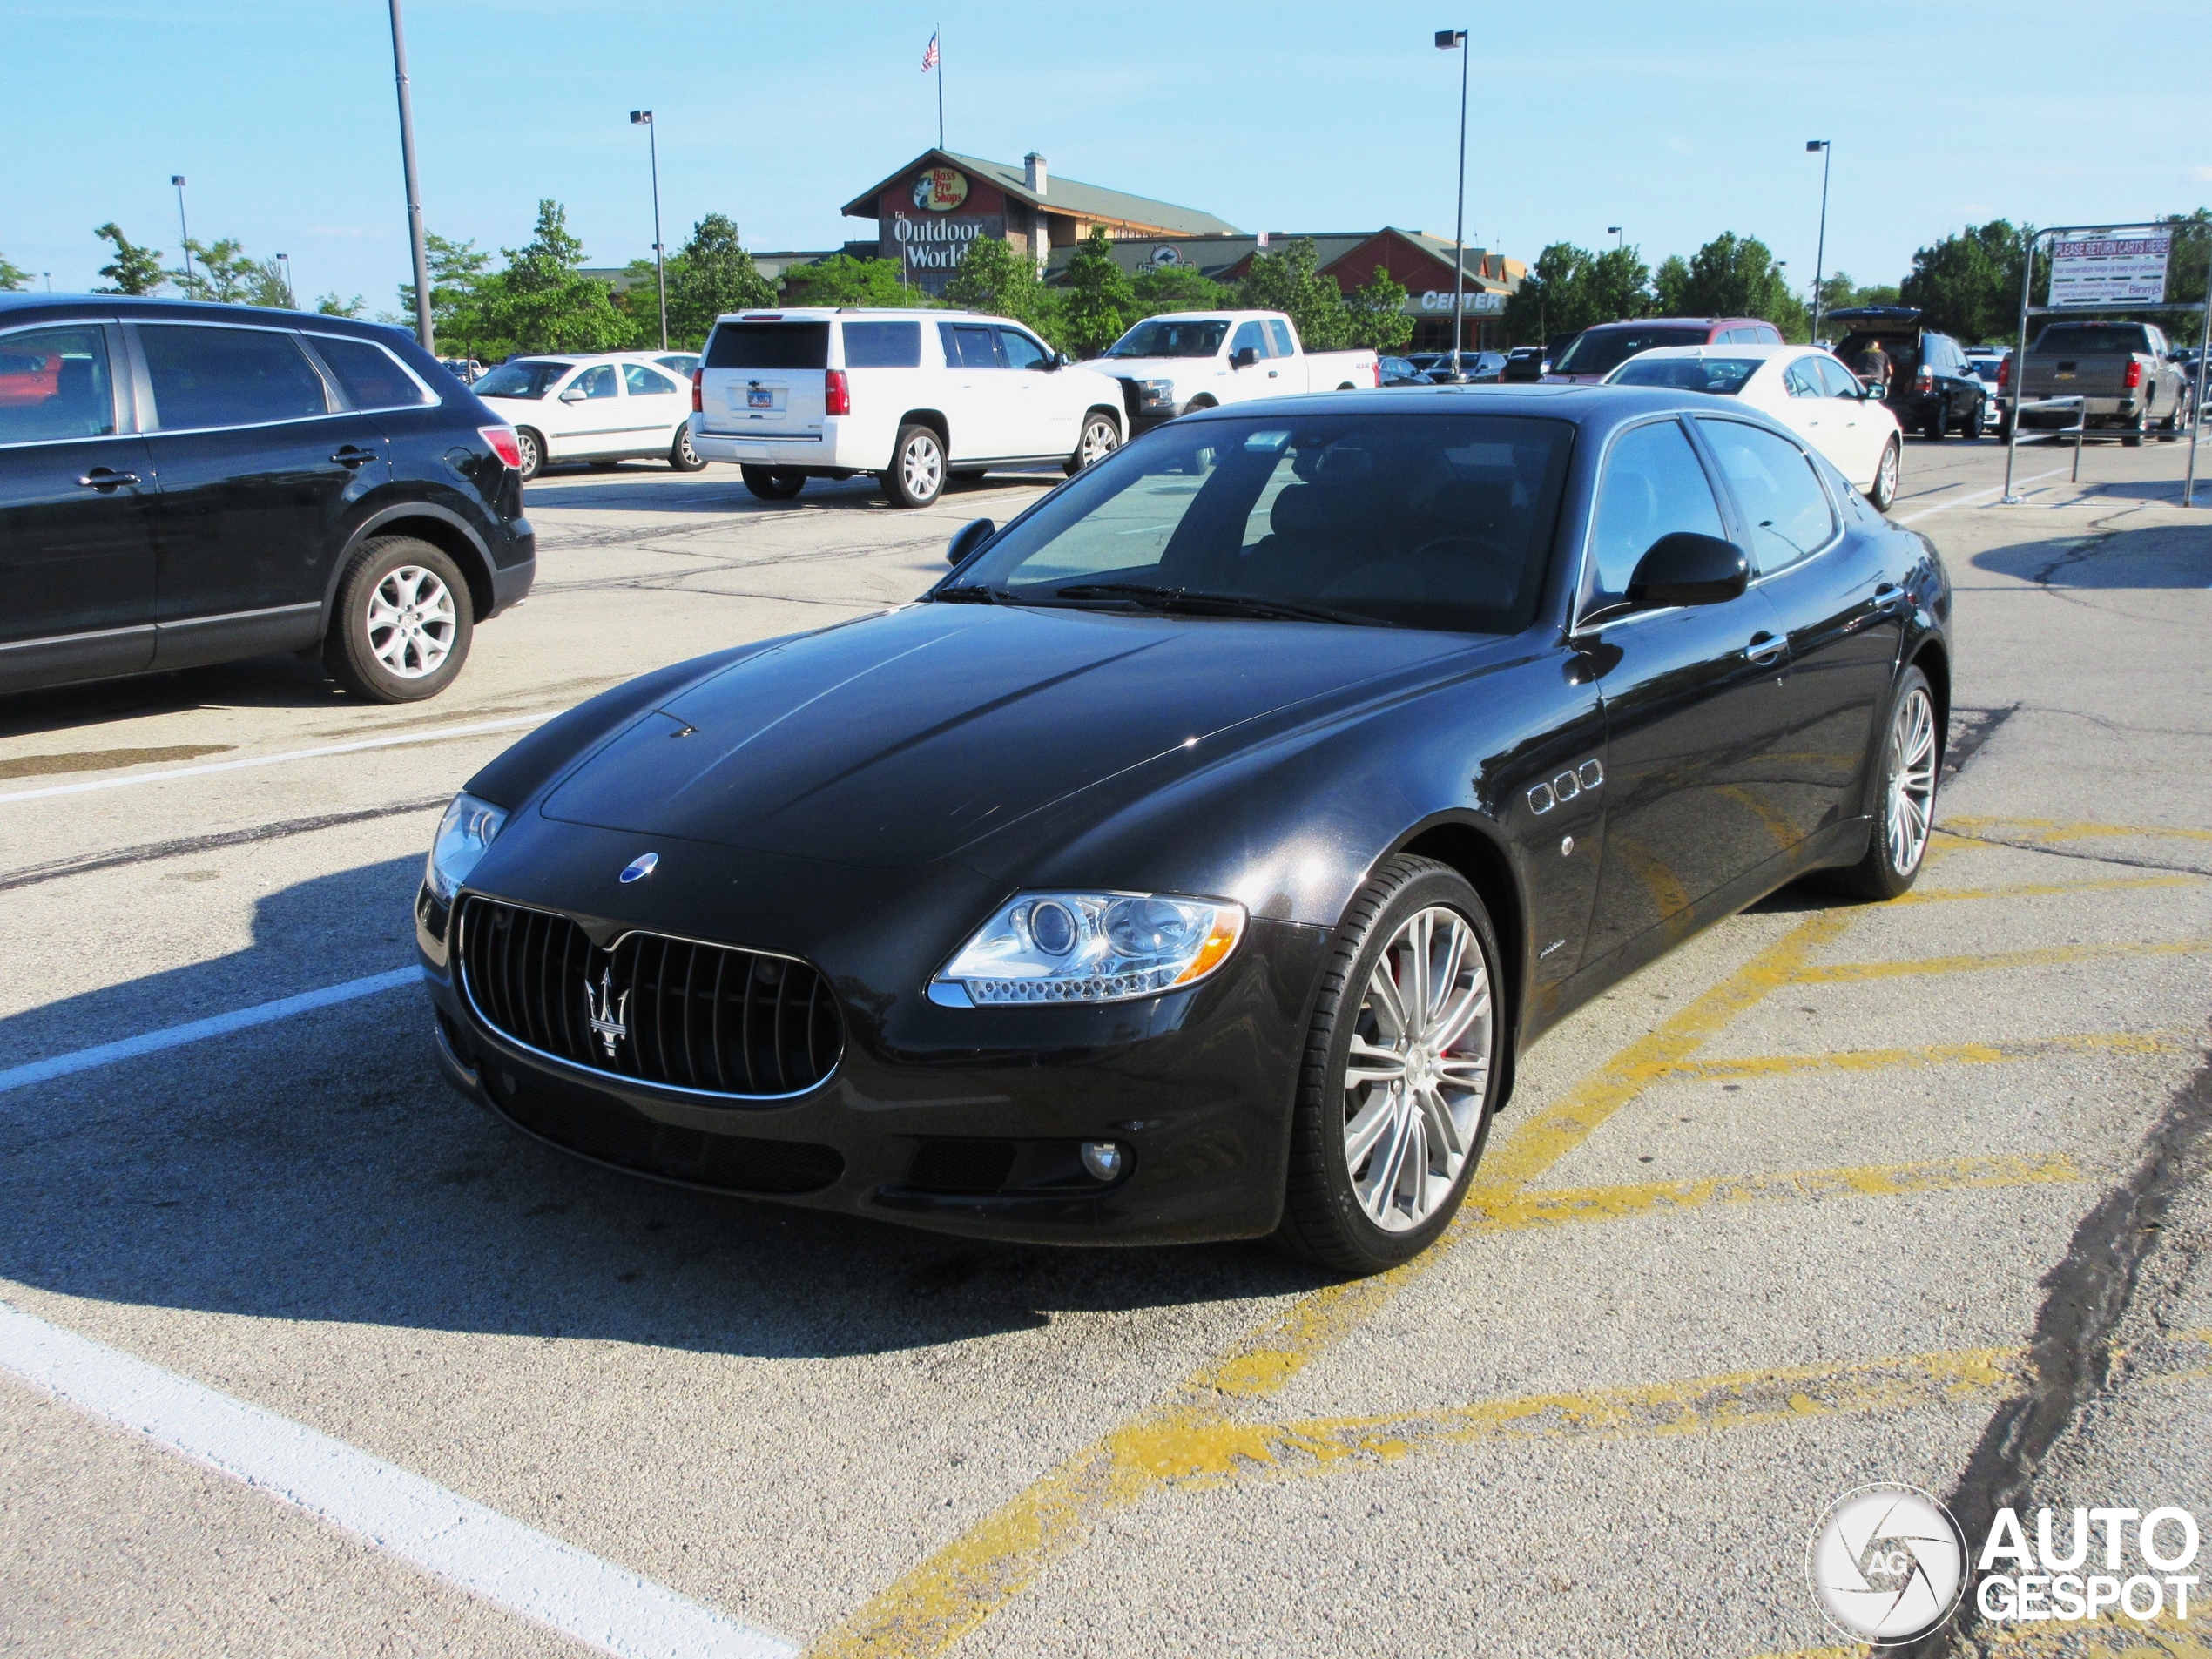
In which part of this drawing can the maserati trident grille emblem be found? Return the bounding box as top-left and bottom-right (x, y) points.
(585, 968), (630, 1057)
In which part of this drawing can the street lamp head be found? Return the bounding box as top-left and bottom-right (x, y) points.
(631, 110), (651, 125)
(1805, 139), (1828, 152)
(1608, 226), (1621, 234)
(171, 174), (185, 186)
(1434, 28), (1466, 47)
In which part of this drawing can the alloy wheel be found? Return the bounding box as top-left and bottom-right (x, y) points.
(901, 432), (942, 501)
(1885, 685), (1938, 873)
(1340, 906), (1493, 1232)
(1078, 416), (1120, 469)
(1872, 442), (1898, 510)
(365, 564), (458, 679)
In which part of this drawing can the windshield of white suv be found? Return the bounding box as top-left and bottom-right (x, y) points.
(1608, 355), (1760, 395)
(1104, 320), (1231, 358)
(945, 412), (1575, 635)
(473, 360), (570, 399)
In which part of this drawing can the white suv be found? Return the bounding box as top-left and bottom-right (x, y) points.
(689, 308), (1127, 507)
(473, 352), (705, 480)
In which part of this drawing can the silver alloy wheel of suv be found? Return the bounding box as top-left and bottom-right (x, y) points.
(887, 423), (945, 508)
(367, 564), (459, 678)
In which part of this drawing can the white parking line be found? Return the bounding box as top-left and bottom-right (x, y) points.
(1898, 465), (2071, 523)
(0, 714), (550, 806)
(0, 968), (424, 1095)
(0, 1300), (795, 1659)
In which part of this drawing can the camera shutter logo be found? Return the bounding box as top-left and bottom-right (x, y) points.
(1807, 1485), (1969, 1644)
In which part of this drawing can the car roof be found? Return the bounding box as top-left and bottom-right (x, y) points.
(1173, 381), (1797, 437)
(709, 307), (991, 323)
(0, 291), (418, 345)
(1575, 316), (1769, 334)
(1621, 343), (1816, 361)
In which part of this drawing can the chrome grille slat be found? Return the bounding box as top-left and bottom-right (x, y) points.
(455, 897), (842, 1101)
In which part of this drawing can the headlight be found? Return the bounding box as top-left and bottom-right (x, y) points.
(934, 891), (1246, 1006)
(1136, 379), (1177, 410)
(425, 792), (506, 902)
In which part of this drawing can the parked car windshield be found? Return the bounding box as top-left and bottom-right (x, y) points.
(1552, 327), (1710, 377)
(952, 412), (1575, 635)
(1104, 319), (1231, 358)
(1607, 355), (1761, 395)
(2031, 323), (2155, 355)
(474, 360), (571, 399)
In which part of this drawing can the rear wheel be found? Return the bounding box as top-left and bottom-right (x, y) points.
(1064, 411), (1121, 477)
(884, 424), (945, 509)
(2122, 403), (2148, 447)
(1823, 665), (1939, 901)
(514, 428), (544, 482)
(322, 536), (474, 704)
(1868, 438), (1900, 512)
(740, 465), (806, 501)
(1921, 401), (1946, 442)
(1277, 856), (1505, 1275)
(1961, 398), (1986, 440)
(668, 425), (708, 471)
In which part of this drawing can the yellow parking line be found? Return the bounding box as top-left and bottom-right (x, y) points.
(1944, 815), (2212, 846)
(1791, 938), (2212, 985)
(1890, 873), (2207, 906)
(1657, 1030), (2194, 1082)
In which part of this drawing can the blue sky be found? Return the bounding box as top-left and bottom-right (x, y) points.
(6, 0), (2209, 311)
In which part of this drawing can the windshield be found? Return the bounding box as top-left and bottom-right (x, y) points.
(1608, 355), (1760, 395)
(1105, 319), (1230, 359)
(473, 359), (570, 399)
(1554, 327), (1710, 377)
(951, 412), (1575, 635)
(2031, 323), (2155, 355)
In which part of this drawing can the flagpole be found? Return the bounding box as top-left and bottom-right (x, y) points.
(935, 24), (944, 150)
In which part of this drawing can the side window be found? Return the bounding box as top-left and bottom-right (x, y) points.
(843, 321), (921, 368)
(138, 325), (330, 430)
(0, 324), (116, 445)
(1587, 418), (1726, 605)
(1230, 320), (1267, 360)
(1756, 324), (1781, 344)
(996, 328), (1049, 371)
(314, 335), (431, 409)
(622, 362), (679, 396)
(1696, 418), (1836, 574)
(571, 365), (618, 399)
(951, 325), (1004, 368)
(1813, 356), (1864, 399)
(1782, 360), (1824, 398)
(1264, 319), (1296, 358)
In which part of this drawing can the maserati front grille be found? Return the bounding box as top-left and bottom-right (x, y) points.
(455, 896), (843, 1098)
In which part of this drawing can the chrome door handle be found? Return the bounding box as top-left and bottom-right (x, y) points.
(77, 469), (140, 489)
(1743, 631), (1786, 666)
(1873, 583), (1904, 610)
(332, 447), (379, 468)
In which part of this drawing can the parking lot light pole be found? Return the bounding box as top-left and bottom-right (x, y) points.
(170, 175), (193, 292)
(388, 0), (435, 354)
(631, 111), (668, 352)
(1608, 226), (1622, 249)
(1806, 140), (1831, 342)
(277, 253), (294, 308)
(1436, 28), (1469, 380)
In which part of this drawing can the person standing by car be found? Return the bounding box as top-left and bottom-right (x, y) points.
(1851, 339), (1891, 392)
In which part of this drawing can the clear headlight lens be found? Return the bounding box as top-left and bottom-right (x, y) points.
(935, 891), (1246, 1006)
(425, 792), (506, 902)
(1136, 378), (1177, 410)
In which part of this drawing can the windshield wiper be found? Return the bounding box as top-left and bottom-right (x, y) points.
(930, 583), (1009, 604)
(1051, 583), (1388, 627)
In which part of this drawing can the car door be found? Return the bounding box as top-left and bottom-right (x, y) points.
(1264, 318), (1307, 391)
(995, 326), (1076, 457)
(1696, 415), (1900, 847)
(1770, 354), (1832, 455)
(550, 363), (622, 458)
(621, 361), (687, 453)
(941, 323), (1008, 459)
(1227, 320), (1272, 399)
(1812, 354), (1884, 482)
(0, 319), (159, 691)
(1575, 415), (1793, 972)
(132, 319), (390, 668)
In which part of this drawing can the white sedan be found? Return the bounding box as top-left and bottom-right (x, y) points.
(472, 352), (707, 481)
(1604, 343), (1904, 510)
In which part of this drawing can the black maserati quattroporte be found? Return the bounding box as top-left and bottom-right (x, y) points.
(418, 387), (1950, 1273)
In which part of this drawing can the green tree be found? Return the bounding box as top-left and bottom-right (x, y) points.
(661, 213), (775, 347)
(245, 257), (294, 308)
(93, 223), (166, 294)
(1343, 265), (1413, 354)
(316, 293), (367, 318)
(1504, 241), (1653, 344)
(172, 236), (257, 303)
(941, 239), (1059, 340)
(462, 201), (631, 355)
(1898, 220), (2029, 344)
(1656, 233), (1807, 337)
(1238, 238), (1349, 350)
(0, 252), (29, 292)
(783, 253), (918, 308)
(1130, 261), (1226, 318)
(1813, 272), (1901, 319)
(1058, 226), (1138, 356)
(400, 233), (495, 345)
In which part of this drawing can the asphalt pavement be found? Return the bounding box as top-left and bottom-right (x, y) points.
(2, 430), (2208, 1659)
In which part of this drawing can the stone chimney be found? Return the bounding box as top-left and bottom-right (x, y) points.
(1024, 152), (1048, 197)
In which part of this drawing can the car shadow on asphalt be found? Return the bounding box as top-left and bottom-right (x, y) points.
(0, 855), (1316, 1359)
(1970, 524), (2212, 588)
(522, 469), (1061, 516)
(0, 653), (366, 744)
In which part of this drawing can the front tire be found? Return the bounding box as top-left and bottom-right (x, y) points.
(1922, 401), (1946, 442)
(1824, 665), (1939, 901)
(514, 428), (544, 482)
(885, 423), (945, 508)
(669, 425), (708, 471)
(1064, 411), (1121, 477)
(322, 536), (474, 704)
(1277, 856), (1505, 1275)
(1868, 437), (1900, 512)
(1962, 398), (1986, 440)
(740, 465), (806, 501)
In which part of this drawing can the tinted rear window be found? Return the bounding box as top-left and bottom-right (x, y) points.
(2031, 323), (2155, 355)
(313, 334), (431, 408)
(1553, 327), (1710, 377)
(705, 322), (830, 370)
(841, 320), (921, 368)
(139, 324), (329, 430)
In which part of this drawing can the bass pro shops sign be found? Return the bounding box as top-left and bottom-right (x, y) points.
(886, 168), (1004, 293)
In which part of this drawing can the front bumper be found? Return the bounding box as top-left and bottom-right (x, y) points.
(415, 833), (1331, 1245)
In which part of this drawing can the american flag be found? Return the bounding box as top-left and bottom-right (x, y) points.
(921, 32), (939, 71)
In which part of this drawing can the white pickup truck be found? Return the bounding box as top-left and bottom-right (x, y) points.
(1087, 310), (1379, 430)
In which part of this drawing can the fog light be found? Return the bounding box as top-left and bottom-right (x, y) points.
(1080, 1140), (1127, 1182)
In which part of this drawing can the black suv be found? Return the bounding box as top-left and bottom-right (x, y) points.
(0, 294), (533, 703)
(1826, 306), (1988, 441)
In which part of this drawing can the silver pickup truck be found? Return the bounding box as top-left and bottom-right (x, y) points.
(2012, 320), (2192, 445)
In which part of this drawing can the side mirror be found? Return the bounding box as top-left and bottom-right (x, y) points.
(559, 387), (585, 402)
(1231, 346), (1260, 370)
(1626, 532), (1749, 608)
(946, 517), (995, 566)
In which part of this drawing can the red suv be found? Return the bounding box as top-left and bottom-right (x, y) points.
(1543, 317), (1783, 384)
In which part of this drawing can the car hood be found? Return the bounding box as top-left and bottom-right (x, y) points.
(1085, 356), (1221, 380)
(538, 602), (1473, 867)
